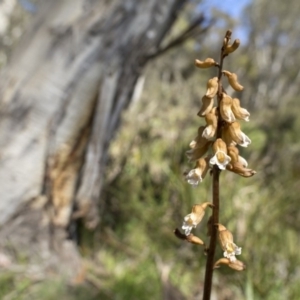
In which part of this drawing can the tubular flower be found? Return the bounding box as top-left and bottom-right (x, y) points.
(186, 141), (212, 161)
(227, 145), (248, 167)
(202, 107), (218, 140)
(232, 98), (250, 121)
(189, 126), (209, 149)
(186, 234), (204, 245)
(222, 122), (251, 147)
(182, 202), (213, 236)
(195, 58), (216, 69)
(214, 258), (246, 271)
(185, 157), (210, 186)
(197, 95), (214, 117)
(173, 229), (204, 246)
(222, 70), (244, 91)
(223, 39), (240, 55)
(217, 224), (242, 262)
(220, 93), (235, 123)
(227, 145), (256, 177)
(205, 77), (219, 98)
(209, 138), (231, 170)
(226, 162), (256, 177)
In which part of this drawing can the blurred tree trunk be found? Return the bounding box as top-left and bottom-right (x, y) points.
(0, 0), (185, 278)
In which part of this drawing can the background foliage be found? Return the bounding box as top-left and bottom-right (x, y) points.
(1, 0), (300, 299)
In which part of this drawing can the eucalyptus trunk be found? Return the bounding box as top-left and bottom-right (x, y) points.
(0, 0), (185, 277)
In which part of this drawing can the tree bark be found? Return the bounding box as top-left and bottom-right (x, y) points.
(0, 0), (185, 278)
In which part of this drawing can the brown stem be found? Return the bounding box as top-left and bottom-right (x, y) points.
(202, 30), (231, 300)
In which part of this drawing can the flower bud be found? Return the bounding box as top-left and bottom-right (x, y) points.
(220, 93), (235, 123)
(205, 77), (219, 98)
(197, 95), (214, 117)
(195, 58), (216, 69)
(232, 98), (250, 121)
(224, 39), (240, 55)
(186, 234), (204, 245)
(223, 70), (244, 91)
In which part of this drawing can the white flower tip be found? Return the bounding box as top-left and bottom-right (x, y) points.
(185, 169), (202, 186)
(239, 134), (251, 147)
(189, 140), (196, 148)
(210, 152), (231, 170)
(235, 247), (242, 255)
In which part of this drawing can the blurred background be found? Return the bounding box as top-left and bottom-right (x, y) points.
(0, 0), (300, 299)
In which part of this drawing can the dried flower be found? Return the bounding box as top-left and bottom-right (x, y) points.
(197, 95), (214, 117)
(185, 157), (210, 186)
(202, 107), (218, 140)
(182, 203), (213, 235)
(189, 126), (209, 149)
(205, 77), (219, 98)
(186, 141), (212, 161)
(220, 93), (235, 123)
(217, 224), (242, 262)
(214, 258), (246, 271)
(227, 145), (248, 167)
(223, 39), (240, 55)
(209, 138), (231, 170)
(222, 122), (251, 147)
(195, 58), (216, 69)
(186, 234), (205, 245)
(232, 98), (250, 122)
(227, 162), (256, 177)
(186, 126), (212, 161)
(223, 70), (244, 91)
(226, 146), (256, 177)
(174, 229), (204, 246)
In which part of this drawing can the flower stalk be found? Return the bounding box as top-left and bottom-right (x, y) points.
(174, 29), (255, 299)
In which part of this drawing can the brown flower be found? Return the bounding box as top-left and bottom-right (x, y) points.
(214, 258), (246, 271)
(197, 95), (214, 117)
(217, 224), (242, 262)
(205, 77), (219, 98)
(222, 122), (251, 147)
(220, 93), (235, 123)
(202, 107), (218, 140)
(182, 203), (213, 235)
(232, 98), (250, 122)
(185, 157), (210, 186)
(209, 139), (231, 170)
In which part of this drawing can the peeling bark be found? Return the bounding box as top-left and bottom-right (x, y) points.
(0, 0), (186, 275)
